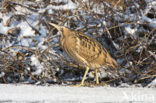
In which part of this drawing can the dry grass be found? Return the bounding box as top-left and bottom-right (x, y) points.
(0, 0), (155, 86)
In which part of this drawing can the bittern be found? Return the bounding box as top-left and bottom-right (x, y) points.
(49, 23), (118, 86)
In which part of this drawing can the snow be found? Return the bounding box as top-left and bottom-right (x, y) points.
(31, 55), (44, 75)
(46, 0), (77, 10)
(0, 0), (155, 91)
(141, 0), (156, 28)
(18, 22), (35, 37)
(0, 14), (12, 34)
(125, 26), (137, 35)
(0, 72), (5, 78)
(148, 79), (156, 87)
(141, 9), (156, 28)
(0, 84), (155, 103)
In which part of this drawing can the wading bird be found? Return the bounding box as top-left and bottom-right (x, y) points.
(49, 23), (118, 86)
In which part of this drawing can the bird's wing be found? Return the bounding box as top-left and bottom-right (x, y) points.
(66, 31), (106, 64)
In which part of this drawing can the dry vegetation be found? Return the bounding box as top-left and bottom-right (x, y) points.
(0, 0), (155, 87)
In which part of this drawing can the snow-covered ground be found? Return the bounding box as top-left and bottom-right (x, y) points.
(0, 84), (156, 103)
(0, 1), (156, 103)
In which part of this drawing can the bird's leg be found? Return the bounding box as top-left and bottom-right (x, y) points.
(73, 67), (89, 87)
(81, 67), (89, 85)
(95, 68), (99, 84)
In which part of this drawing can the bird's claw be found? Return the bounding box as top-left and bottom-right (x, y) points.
(71, 83), (84, 87)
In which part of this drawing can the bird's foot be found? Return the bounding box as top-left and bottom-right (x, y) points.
(101, 82), (107, 86)
(94, 83), (100, 87)
(96, 82), (99, 85)
(71, 83), (84, 87)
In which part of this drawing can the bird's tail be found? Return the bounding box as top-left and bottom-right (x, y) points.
(107, 57), (119, 78)
(108, 57), (118, 69)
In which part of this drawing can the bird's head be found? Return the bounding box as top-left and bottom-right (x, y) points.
(49, 23), (65, 35)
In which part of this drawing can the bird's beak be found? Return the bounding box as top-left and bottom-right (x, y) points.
(49, 23), (62, 33)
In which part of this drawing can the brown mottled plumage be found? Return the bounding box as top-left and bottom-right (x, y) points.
(49, 23), (118, 86)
